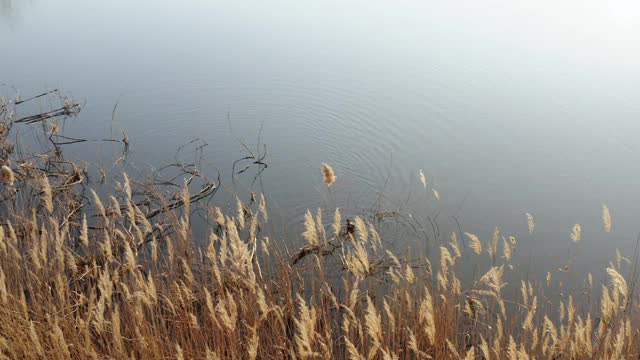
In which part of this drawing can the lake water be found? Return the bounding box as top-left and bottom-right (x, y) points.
(2, 0), (640, 277)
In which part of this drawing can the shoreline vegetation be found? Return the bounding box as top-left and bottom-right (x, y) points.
(0, 91), (639, 359)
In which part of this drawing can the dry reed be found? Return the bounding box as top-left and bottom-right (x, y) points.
(321, 163), (336, 186)
(419, 169), (427, 188)
(0, 173), (638, 359)
(0, 94), (639, 360)
(526, 212), (534, 235)
(603, 204), (612, 233)
(571, 223), (582, 242)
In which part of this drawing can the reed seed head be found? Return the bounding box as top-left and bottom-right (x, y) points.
(321, 163), (336, 186)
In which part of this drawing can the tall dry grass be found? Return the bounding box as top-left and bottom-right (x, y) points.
(0, 175), (638, 359)
(0, 93), (639, 359)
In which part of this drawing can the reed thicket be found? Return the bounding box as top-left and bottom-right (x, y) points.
(1, 178), (638, 359)
(0, 92), (638, 359)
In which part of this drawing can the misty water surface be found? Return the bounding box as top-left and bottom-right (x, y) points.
(2, 0), (640, 277)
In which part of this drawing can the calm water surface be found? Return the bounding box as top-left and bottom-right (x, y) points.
(2, 0), (640, 276)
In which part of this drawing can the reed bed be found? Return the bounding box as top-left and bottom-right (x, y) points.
(0, 92), (639, 359)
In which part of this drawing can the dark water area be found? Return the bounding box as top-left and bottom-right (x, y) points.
(2, 0), (640, 280)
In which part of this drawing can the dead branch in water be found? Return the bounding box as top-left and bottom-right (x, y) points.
(13, 99), (81, 123)
(0, 89), (220, 262)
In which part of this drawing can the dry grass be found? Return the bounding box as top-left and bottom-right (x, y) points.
(0, 173), (638, 359)
(571, 223), (582, 243)
(603, 204), (612, 233)
(321, 163), (336, 187)
(1, 93), (640, 359)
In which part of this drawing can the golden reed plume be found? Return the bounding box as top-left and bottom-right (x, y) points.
(321, 163), (336, 186)
(0, 165), (14, 186)
(603, 204), (612, 233)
